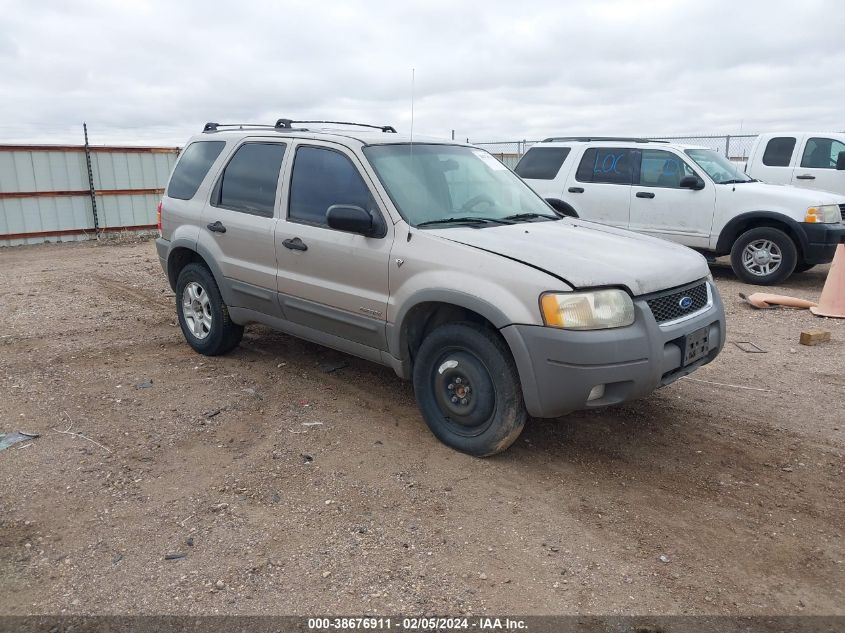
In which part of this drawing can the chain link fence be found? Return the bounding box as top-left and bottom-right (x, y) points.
(472, 134), (758, 169)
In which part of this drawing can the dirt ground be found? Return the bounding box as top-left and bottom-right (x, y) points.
(0, 239), (843, 616)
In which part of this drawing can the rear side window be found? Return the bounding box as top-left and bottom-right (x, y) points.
(214, 143), (286, 217)
(167, 141), (225, 200)
(762, 137), (796, 167)
(801, 137), (845, 169)
(288, 146), (376, 226)
(576, 147), (636, 184)
(514, 147), (571, 180)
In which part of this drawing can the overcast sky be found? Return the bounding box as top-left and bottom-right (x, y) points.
(0, 0), (843, 146)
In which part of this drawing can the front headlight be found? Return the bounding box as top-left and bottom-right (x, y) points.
(805, 204), (840, 224)
(540, 289), (635, 330)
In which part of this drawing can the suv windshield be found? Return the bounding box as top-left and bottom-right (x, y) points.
(685, 149), (753, 184)
(363, 144), (558, 227)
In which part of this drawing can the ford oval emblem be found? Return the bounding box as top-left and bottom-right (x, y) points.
(679, 296), (694, 310)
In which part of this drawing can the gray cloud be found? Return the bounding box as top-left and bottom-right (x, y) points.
(0, 0), (842, 145)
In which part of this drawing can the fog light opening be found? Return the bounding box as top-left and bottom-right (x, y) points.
(587, 384), (606, 402)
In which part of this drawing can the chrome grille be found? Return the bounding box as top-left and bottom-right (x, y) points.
(646, 282), (709, 324)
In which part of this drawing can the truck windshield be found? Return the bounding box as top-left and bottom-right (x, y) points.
(685, 149), (753, 184)
(363, 144), (558, 227)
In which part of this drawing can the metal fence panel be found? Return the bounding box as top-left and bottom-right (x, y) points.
(0, 145), (179, 247)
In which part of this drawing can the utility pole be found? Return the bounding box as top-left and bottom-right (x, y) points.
(83, 123), (100, 235)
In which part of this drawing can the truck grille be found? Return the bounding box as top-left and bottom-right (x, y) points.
(839, 204), (845, 221)
(646, 282), (709, 324)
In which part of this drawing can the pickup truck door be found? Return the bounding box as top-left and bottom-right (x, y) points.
(563, 147), (634, 228)
(274, 141), (393, 356)
(628, 149), (715, 248)
(790, 135), (845, 194)
(751, 135), (799, 185)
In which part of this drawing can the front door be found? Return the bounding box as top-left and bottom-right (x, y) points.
(275, 141), (393, 352)
(791, 136), (845, 194)
(628, 149), (716, 248)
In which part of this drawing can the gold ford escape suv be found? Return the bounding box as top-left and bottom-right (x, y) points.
(156, 119), (726, 456)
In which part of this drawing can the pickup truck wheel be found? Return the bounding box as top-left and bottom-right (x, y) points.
(176, 263), (243, 356)
(729, 227), (797, 285)
(412, 322), (527, 457)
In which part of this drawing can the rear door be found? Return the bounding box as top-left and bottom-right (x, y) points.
(274, 141), (392, 353)
(791, 136), (845, 194)
(628, 148), (715, 248)
(201, 140), (287, 317)
(753, 136), (798, 184)
(563, 146), (636, 228)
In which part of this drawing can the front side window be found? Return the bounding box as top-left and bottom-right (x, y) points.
(167, 141), (225, 200)
(214, 143), (286, 216)
(288, 146), (376, 226)
(762, 137), (796, 167)
(685, 149), (752, 184)
(514, 147), (571, 180)
(575, 148), (636, 184)
(801, 137), (845, 169)
(638, 149), (696, 188)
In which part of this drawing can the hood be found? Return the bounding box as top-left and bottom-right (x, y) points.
(427, 219), (710, 296)
(726, 181), (845, 206)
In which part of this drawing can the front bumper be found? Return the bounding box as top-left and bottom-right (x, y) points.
(501, 281), (726, 418)
(799, 222), (845, 264)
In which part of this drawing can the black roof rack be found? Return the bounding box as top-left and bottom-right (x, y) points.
(275, 119), (397, 133)
(202, 120), (397, 134)
(542, 136), (667, 144)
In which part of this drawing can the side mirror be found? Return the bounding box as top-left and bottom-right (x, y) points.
(836, 151), (845, 171)
(679, 175), (705, 190)
(326, 204), (376, 236)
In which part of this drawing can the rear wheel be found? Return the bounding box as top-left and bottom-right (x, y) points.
(176, 263), (243, 356)
(730, 227), (797, 285)
(412, 322), (527, 457)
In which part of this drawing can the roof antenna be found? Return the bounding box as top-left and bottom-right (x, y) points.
(410, 67), (415, 144)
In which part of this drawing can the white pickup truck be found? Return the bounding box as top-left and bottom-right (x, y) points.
(745, 132), (845, 196)
(516, 137), (845, 285)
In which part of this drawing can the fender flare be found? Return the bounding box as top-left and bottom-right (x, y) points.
(388, 288), (513, 361)
(165, 238), (235, 306)
(715, 211), (807, 255)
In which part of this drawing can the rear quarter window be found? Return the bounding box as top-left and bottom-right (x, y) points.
(761, 137), (796, 167)
(514, 147), (571, 180)
(167, 141), (226, 200)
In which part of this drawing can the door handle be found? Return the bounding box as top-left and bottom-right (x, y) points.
(636, 191), (656, 198)
(206, 221), (226, 233)
(568, 187), (584, 193)
(795, 174), (816, 180)
(282, 237), (308, 252)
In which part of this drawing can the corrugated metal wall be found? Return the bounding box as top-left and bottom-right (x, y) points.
(0, 145), (179, 247)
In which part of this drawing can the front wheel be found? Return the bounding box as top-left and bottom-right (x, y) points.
(729, 227), (797, 285)
(412, 322), (527, 457)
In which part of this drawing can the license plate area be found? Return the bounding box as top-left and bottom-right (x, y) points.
(683, 326), (710, 365)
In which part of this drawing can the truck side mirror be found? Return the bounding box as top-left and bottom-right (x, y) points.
(327, 204), (379, 237)
(836, 151), (845, 171)
(679, 175), (705, 190)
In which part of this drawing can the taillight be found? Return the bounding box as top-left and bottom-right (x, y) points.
(156, 201), (163, 233)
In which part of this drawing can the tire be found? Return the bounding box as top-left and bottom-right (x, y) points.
(412, 322), (527, 457)
(793, 262), (816, 273)
(175, 263), (243, 356)
(729, 227), (797, 285)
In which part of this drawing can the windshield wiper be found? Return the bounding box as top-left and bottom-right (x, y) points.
(416, 216), (513, 228)
(502, 212), (557, 221)
(720, 179), (753, 184)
